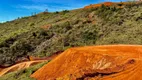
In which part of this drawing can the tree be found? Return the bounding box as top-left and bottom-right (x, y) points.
(44, 9), (48, 12)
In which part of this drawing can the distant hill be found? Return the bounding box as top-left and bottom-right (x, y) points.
(0, 1), (142, 67)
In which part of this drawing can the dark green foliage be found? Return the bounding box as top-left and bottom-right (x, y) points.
(83, 30), (97, 40)
(61, 10), (70, 14)
(96, 5), (121, 21)
(117, 2), (123, 7)
(29, 22), (35, 26)
(55, 11), (59, 14)
(62, 10), (69, 13)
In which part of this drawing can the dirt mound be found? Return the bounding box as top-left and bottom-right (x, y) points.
(31, 45), (142, 80)
(84, 1), (142, 9)
(0, 51), (62, 77)
(40, 24), (52, 30)
(84, 2), (115, 9)
(0, 60), (47, 77)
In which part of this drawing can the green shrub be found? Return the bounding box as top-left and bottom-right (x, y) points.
(0, 61), (49, 80)
(29, 22), (35, 26)
(55, 11), (59, 14)
(62, 10), (69, 14)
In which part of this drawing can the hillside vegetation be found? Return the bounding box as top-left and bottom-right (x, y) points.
(0, 61), (49, 80)
(0, 2), (142, 66)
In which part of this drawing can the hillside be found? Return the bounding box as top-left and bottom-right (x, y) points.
(0, 1), (142, 68)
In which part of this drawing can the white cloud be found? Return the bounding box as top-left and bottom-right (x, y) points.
(19, 5), (48, 11)
(18, 4), (83, 12)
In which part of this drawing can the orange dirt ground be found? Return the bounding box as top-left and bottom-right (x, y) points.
(31, 45), (142, 80)
(84, 2), (114, 9)
(0, 60), (47, 77)
(0, 51), (62, 77)
(40, 24), (52, 30)
(84, 1), (142, 9)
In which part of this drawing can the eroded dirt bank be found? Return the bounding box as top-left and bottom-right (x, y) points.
(31, 45), (142, 80)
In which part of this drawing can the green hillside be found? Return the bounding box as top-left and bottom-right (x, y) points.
(0, 2), (142, 66)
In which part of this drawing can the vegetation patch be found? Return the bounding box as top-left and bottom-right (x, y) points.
(0, 61), (49, 80)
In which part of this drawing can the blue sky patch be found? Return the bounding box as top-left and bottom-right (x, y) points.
(0, 0), (126, 22)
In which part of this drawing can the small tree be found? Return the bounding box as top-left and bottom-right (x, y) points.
(44, 9), (48, 12)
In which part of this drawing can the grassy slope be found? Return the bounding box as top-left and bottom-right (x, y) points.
(0, 61), (49, 80)
(0, 2), (142, 66)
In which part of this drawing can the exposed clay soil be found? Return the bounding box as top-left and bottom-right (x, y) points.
(31, 45), (142, 80)
(0, 51), (62, 77)
(84, 1), (142, 9)
(0, 60), (47, 77)
(84, 2), (114, 9)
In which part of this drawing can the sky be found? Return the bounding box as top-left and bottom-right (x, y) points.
(0, 0), (126, 22)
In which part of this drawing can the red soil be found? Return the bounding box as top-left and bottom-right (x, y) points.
(84, 2), (115, 9)
(0, 51), (62, 77)
(40, 24), (52, 30)
(31, 45), (142, 80)
(0, 60), (47, 77)
(84, 1), (142, 9)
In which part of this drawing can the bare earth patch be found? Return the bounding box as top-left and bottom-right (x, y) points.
(31, 45), (142, 80)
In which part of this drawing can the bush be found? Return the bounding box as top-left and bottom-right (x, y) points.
(117, 2), (123, 7)
(55, 11), (59, 14)
(83, 30), (97, 40)
(62, 10), (69, 14)
(29, 22), (35, 26)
